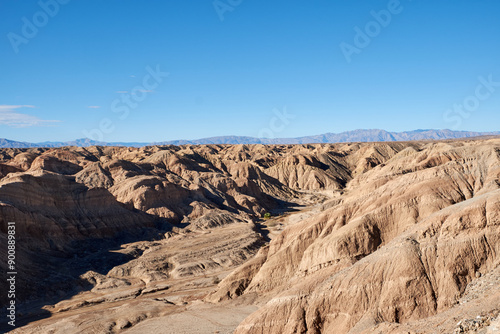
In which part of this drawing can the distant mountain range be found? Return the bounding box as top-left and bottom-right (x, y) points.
(1, 129), (499, 148)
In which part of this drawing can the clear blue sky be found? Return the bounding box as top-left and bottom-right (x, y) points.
(1, 0), (499, 142)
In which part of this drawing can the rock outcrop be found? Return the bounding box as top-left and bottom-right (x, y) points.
(208, 139), (500, 333)
(0, 138), (498, 333)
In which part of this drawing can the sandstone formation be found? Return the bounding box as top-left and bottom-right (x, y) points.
(0, 138), (498, 333)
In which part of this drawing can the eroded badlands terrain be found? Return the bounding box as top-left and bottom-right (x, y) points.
(0, 138), (499, 333)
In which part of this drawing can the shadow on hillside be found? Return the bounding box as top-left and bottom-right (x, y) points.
(0, 170), (299, 332)
(254, 198), (303, 242)
(0, 215), (180, 333)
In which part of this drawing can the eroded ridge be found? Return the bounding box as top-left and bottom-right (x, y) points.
(0, 138), (498, 333)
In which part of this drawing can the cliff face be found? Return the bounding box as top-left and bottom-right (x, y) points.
(0, 139), (499, 333)
(209, 139), (500, 334)
(0, 142), (403, 253)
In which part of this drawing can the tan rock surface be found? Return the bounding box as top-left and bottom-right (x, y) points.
(0, 138), (498, 333)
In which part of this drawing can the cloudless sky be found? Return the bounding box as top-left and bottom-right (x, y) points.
(1, 0), (499, 142)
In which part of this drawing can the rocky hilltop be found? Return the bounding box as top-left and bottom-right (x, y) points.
(0, 138), (499, 333)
